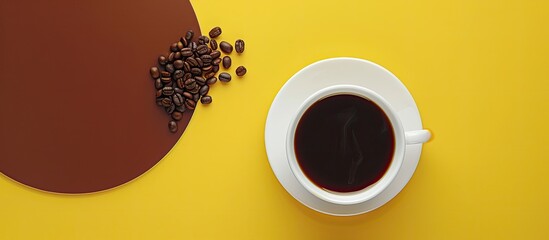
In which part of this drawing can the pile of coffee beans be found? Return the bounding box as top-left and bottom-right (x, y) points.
(149, 27), (247, 133)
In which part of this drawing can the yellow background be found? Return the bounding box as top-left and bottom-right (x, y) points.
(1, 0), (548, 239)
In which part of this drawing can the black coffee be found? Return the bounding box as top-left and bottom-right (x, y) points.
(294, 94), (395, 193)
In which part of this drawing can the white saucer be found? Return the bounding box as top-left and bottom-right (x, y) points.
(264, 58), (426, 216)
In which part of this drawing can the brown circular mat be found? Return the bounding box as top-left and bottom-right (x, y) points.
(0, 0), (200, 193)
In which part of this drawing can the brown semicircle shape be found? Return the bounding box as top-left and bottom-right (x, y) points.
(0, 0), (201, 193)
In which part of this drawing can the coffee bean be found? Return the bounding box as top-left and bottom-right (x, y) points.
(209, 26), (222, 38)
(179, 37), (188, 47)
(174, 87), (184, 95)
(184, 79), (196, 90)
(210, 50), (221, 59)
(210, 39), (218, 50)
(199, 85), (209, 96)
(184, 78), (196, 86)
(195, 76), (206, 86)
(161, 71), (171, 78)
(168, 120), (178, 133)
(235, 66), (247, 76)
(183, 92), (193, 100)
(165, 104), (175, 114)
(235, 39), (245, 53)
(150, 67), (160, 78)
(173, 93), (184, 106)
(183, 72), (192, 81)
(201, 54), (213, 64)
(170, 42), (178, 52)
(176, 78), (185, 89)
(173, 60), (184, 70)
(172, 111), (183, 121)
(204, 72), (216, 79)
(196, 57), (204, 67)
(190, 42), (197, 51)
(189, 85), (200, 94)
(176, 105), (186, 113)
(152, 28), (250, 131)
(165, 64), (175, 73)
(184, 99), (196, 110)
(174, 51), (182, 60)
(173, 70), (184, 79)
(206, 77), (217, 85)
(222, 56), (231, 68)
(186, 57), (198, 67)
(158, 56), (167, 65)
(155, 78), (163, 89)
(161, 98), (172, 107)
(198, 35), (210, 44)
(201, 95), (212, 104)
(162, 86), (174, 96)
(219, 72), (231, 82)
(197, 45), (209, 55)
(191, 68), (202, 76)
(185, 30), (194, 42)
(219, 41), (233, 54)
(181, 48), (193, 57)
(202, 65), (213, 74)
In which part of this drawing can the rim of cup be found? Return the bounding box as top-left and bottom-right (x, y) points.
(286, 84), (406, 205)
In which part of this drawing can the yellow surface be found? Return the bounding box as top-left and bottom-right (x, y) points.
(1, 0), (549, 239)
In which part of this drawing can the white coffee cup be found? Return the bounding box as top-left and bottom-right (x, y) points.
(286, 84), (431, 205)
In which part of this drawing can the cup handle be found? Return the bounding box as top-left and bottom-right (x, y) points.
(405, 130), (431, 145)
